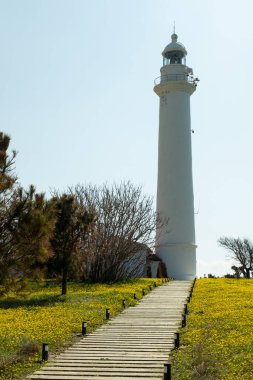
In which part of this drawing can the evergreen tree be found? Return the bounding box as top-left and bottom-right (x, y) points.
(0, 132), (17, 194)
(50, 194), (94, 295)
(6, 186), (56, 280)
(0, 132), (18, 283)
(0, 132), (56, 286)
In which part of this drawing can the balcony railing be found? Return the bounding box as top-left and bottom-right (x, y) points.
(154, 74), (196, 86)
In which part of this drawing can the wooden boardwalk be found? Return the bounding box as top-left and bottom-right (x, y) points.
(28, 281), (191, 380)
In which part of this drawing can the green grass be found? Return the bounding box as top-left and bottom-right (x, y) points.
(0, 278), (162, 380)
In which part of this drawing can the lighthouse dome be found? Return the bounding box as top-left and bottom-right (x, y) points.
(162, 34), (187, 64)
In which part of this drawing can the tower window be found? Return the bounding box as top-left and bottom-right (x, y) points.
(170, 54), (181, 64)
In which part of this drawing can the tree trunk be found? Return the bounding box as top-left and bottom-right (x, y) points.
(62, 269), (68, 295)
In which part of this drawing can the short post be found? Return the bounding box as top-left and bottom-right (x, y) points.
(184, 303), (188, 315)
(82, 321), (87, 336)
(174, 332), (180, 349)
(187, 295), (190, 303)
(154, 282), (157, 287)
(182, 313), (186, 328)
(142, 289), (145, 296)
(106, 308), (110, 320)
(122, 299), (126, 308)
(164, 363), (171, 380)
(42, 343), (49, 361)
(149, 285), (152, 291)
(134, 293), (137, 300)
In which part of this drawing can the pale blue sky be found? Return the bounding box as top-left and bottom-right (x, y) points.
(1, 0), (253, 276)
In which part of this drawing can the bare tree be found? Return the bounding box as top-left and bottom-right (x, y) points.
(218, 237), (253, 278)
(71, 182), (166, 282)
(231, 265), (242, 278)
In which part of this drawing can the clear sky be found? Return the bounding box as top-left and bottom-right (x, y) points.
(1, 0), (253, 277)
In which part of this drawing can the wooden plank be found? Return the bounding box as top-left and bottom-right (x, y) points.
(57, 354), (169, 359)
(81, 336), (174, 340)
(68, 342), (173, 347)
(49, 360), (166, 364)
(46, 363), (162, 367)
(31, 373), (162, 378)
(65, 349), (172, 353)
(29, 376), (162, 380)
(41, 368), (163, 373)
(46, 363), (163, 368)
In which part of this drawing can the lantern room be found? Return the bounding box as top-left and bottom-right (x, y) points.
(162, 33), (187, 66)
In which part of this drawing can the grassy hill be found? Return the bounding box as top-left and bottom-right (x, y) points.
(172, 278), (253, 380)
(0, 278), (161, 379)
(2, 277), (251, 380)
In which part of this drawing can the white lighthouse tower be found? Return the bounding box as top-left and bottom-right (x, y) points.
(154, 32), (197, 280)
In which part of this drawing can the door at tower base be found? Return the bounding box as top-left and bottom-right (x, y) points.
(157, 243), (196, 280)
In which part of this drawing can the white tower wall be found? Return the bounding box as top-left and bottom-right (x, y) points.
(154, 35), (197, 280)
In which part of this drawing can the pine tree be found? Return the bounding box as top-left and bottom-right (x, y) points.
(50, 194), (94, 295)
(0, 132), (56, 287)
(6, 186), (56, 280)
(0, 132), (17, 194)
(0, 133), (18, 283)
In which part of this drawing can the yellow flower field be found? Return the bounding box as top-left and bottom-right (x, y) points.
(0, 278), (162, 379)
(172, 278), (253, 380)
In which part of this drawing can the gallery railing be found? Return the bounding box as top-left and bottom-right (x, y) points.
(154, 74), (196, 86)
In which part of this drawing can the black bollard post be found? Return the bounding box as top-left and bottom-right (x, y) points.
(181, 314), (186, 328)
(42, 343), (49, 361)
(164, 363), (171, 380)
(122, 299), (126, 308)
(154, 282), (157, 287)
(142, 289), (145, 296)
(187, 295), (190, 303)
(82, 321), (87, 336)
(149, 285), (152, 291)
(134, 293), (137, 300)
(174, 332), (180, 349)
(106, 308), (110, 320)
(184, 303), (188, 315)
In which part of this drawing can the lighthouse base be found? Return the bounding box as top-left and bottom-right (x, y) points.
(156, 243), (196, 280)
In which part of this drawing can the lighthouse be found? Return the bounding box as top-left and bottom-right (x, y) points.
(154, 33), (197, 280)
